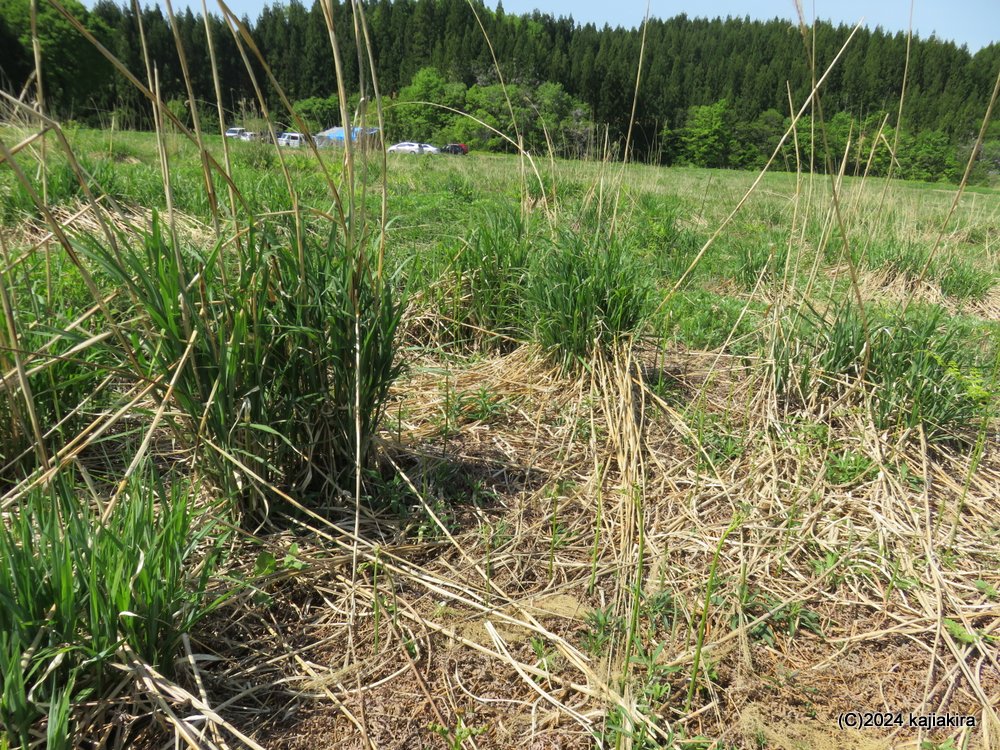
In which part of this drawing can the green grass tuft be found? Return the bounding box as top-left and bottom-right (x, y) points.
(527, 229), (652, 371)
(769, 302), (996, 443)
(0, 465), (223, 745)
(80, 213), (404, 510)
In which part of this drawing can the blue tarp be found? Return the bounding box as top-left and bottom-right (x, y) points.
(316, 126), (379, 142)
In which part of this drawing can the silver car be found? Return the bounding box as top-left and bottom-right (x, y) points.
(387, 142), (439, 154)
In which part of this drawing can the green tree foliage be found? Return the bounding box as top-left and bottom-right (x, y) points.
(388, 67), (464, 142)
(383, 71), (593, 156)
(678, 100), (735, 168)
(0, 0), (111, 115)
(734, 109), (787, 169)
(972, 120), (1000, 183)
(0, 13), (31, 92)
(293, 95), (342, 132)
(901, 130), (962, 182)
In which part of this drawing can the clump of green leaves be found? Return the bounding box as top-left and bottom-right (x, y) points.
(735, 237), (789, 289)
(824, 447), (875, 486)
(685, 412), (745, 469)
(975, 579), (999, 600)
(597, 706), (664, 750)
(233, 138), (277, 171)
(658, 289), (760, 353)
(861, 239), (932, 281)
(631, 194), (701, 281)
(583, 606), (624, 656)
(429, 715), (487, 749)
(0, 257), (113, 486)
(730, 584), (823, 646)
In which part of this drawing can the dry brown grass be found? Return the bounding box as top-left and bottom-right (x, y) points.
(120, 339), (996, 750)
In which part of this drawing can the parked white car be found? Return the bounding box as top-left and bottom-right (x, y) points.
(224, 127), (246, 139)
(278, 132), (309, 148)
(240, 131), (258, 141)
(387, 142), (439, 154)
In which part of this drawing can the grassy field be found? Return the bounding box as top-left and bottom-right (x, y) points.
(1, 102), (999, 750)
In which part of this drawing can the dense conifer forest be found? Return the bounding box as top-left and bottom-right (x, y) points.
(1, 0), (998, 180)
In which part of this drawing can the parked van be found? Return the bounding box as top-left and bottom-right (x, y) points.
(278, 132), (308, 148)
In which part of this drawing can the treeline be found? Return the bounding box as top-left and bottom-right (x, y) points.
(660, 101), (981, 182)
(1, 0), (998, 179)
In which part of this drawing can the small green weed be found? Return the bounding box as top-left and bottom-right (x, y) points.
(921, 738), (959, 750)
(646, 367), (686, 406)
(530, 636), (557, 672)
(686, 413), (744, 469)
(629, 642), (680, 704)
(730, 585), (823, 646)
(480, 518), (512, 549)
(598, 706), (661, 750)
(975, 579), (999, 600)
(462, 386), (510, 422)
(893, 460), (926, 490)
(429, 715), (487, 749)
(583, 606), (623, 656)
(481, 518), (511, 579)
(810, 550), (843, 584)
(824, 448), (875, 485)
(642, 590), (680, 631)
